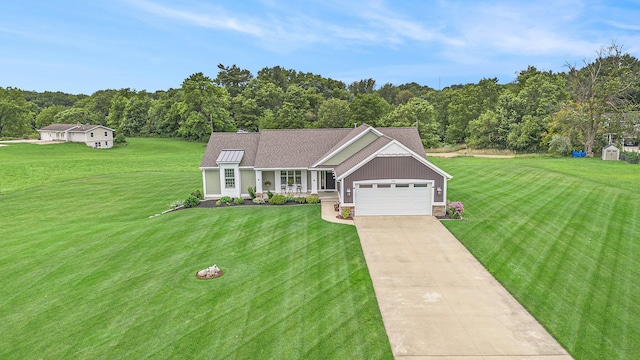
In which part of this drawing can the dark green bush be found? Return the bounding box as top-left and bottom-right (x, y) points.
(621, 151), (639, 164)
(234, 197), (244, 205)
(306, 195), (319, 204)
(295, 196), (306, 204)
(184, 195), (200, 208)
(248, 186), (256, 199)
(191, 189), (204, 200)
(269, 194), (287, 205)
(220, 196), (232, 205)
(267, 190), (274, 199)
(114, 133), (126, 143)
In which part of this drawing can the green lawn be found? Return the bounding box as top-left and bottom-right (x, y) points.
(429, 156), (640, 360)
(0, 140), (392, 359)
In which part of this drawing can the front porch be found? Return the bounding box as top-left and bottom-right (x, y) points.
(202, 167), (338, 199)
(255, 169), (336, 196)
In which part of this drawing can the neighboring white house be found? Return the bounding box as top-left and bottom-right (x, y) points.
(38, 123), (115, 149)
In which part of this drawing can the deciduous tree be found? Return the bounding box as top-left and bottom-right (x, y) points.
(0, 87), (33, 137)
(35, 105), (66, 129)
(316, 98), (349, 128)
(180, 72), (234, 138)
(561, 43), (640, 155)
(348, 94), (390, 128)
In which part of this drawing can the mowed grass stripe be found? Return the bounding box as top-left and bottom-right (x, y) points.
(0, 141), (392, 359)
(429, 156), (640, 359)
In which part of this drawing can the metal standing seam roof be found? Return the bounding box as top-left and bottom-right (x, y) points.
(216, 149), (245, 163)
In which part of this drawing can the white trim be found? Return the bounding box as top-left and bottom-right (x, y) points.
(219, 164), (240, 198)
(255, 170), (263, 194)
(311, 126), (382, 167)
(336, 139), (453, 181)
(201, 169), (207, 197)
(354, 179), (433, 185)
(254, 167), (307, 171)
(310, 170), (318, 194)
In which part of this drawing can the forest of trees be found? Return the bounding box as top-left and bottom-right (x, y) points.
(1, 44), (639, 155)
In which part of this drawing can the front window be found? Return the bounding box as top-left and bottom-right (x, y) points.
(90, 132), (94, 137)
(104, 131), (108, 136)
(224, 169), (235, 188)
(280, 170), (301, 186)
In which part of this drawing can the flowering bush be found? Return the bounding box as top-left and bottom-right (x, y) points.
(341, 206), (351, 219)
(252, 197), (266, 204)
(446, 201), (464, 219)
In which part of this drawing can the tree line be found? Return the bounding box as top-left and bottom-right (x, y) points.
(1, 43), (638, 155)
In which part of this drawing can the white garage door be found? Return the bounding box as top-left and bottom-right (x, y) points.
(354, 182), (432, 216)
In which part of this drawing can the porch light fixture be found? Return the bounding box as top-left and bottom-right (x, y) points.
(436, 187), (442, 196)
(346, 188), (351, 196)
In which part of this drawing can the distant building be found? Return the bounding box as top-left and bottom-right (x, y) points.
(602, 144), (620, 161)
(38, 123), (114, 149)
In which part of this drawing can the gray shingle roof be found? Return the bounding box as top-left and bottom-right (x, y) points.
(200, 125), (427, 170)
(38, 123), (114, 132)
(333, 136), (393, 178)
(39, 124), (77, 131)
(313, 124), (373, 165)
(377, 127), (427, 159)
(253, 128), (353, 168)
(200, 132), (260, 167)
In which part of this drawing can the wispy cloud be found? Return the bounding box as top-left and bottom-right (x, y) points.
(124, 0), (458, 51)
(126, 0), (263, 36)
(607, 21), (640, 31)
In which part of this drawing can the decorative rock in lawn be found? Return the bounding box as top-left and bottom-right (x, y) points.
(196, 264), (224, 279)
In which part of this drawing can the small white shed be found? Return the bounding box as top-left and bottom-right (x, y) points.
(602, 144), (620, 161)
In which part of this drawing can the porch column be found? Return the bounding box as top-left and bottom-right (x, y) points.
(310, 170), (318, 194)
(255, 170), (263, 195)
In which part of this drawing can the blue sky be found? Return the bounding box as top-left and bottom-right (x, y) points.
(2, 0), (640, 94)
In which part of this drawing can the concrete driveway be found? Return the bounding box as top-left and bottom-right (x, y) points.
(354, 216), (572, 359)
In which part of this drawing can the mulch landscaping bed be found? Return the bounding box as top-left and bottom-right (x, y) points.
(195, 199), (320, 208)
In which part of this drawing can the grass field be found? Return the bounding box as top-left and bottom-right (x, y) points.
(429, 156), (640, 360)
(0, 140), (392, 359)
(3, 140), (639, 360)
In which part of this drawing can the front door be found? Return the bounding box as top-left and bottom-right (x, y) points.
(321, 171), (336, 190)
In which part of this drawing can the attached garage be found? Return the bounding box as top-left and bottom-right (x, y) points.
(354, 181), (432, 216)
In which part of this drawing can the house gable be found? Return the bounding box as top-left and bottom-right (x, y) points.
(312, 124), (382, 167)
(320, 130), (379, 166)
(377, 142), (412, 157)
(336, 139), (452, 181)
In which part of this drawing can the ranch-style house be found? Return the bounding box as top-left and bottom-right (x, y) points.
(200, 124), (452, 217)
